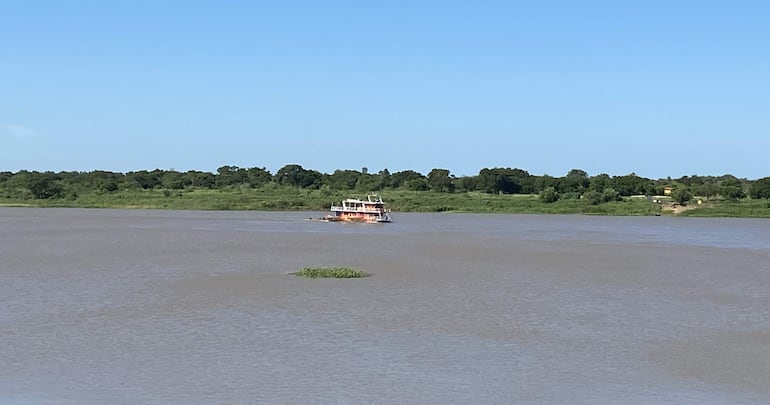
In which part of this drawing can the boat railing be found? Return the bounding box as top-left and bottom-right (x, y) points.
(330, 205), (385, 213)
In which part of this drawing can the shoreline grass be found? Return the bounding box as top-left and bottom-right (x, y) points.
(293, 267), (368, 278)
(2, 187), (768, 217)
(678, 199), (770, 218)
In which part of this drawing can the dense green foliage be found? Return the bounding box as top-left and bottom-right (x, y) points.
(294, 267), (368, 278)
(749, 177), (770, 199)
(538, 187), (559, 203)
(719, 178), (746, 200)
(1, 165), (768, 216)
(671, 188), (693, 205)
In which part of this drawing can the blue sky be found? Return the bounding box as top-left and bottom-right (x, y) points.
(2, 1), (769, 179)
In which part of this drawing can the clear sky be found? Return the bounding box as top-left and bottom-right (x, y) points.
(2, 1), (769, 179)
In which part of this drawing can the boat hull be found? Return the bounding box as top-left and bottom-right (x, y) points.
(323, 213), (391, 223)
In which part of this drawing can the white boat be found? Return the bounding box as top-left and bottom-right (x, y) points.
(323, 193), (392, 223)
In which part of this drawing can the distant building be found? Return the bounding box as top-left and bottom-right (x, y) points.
(663, 187), (674, 196)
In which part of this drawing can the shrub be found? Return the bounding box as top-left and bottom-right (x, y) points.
(602, 187), (621, 202)
(583, 190), (603, 205)
(539, 187), (559, 203)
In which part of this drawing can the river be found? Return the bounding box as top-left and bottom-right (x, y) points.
(1, 208), (769, 404)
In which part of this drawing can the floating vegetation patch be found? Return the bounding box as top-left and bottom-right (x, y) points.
(293, 266), (368, 278)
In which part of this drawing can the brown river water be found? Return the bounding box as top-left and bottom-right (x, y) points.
(1, 208), (769, 404)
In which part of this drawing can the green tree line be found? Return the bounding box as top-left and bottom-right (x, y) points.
(2, 165), (770, 203)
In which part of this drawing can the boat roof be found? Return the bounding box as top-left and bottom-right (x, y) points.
(342, 193), (385, 203)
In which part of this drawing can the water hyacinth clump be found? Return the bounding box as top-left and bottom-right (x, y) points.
(294, 266), (368, 278)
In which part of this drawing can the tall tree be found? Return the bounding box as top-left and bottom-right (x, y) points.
(127, 170), (162, 189)
(275, 164), (321, 188)
(326, 169), (361, 190)
(427, 168), (454, 192)
(184, 170), (216, 188)
(697, 181), (719, 199)
(216, 165), (248, 187)
(391, 170), (425, 188)
(161, 171), (185, 189)
(749, 177), (770, 199)
(26, 171), (63, 199)
(589, 173), (612, 192)
(246, 167), (272, 188)
(611, 173), (654, 196)
(477, 168), (523, 194)
(672, 188), (693, 204)
(720, 178), (745, 200)
(559, 169), (590, 193)
(376, 168), (392, 189)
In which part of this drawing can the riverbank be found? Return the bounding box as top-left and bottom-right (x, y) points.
(2, 188), (769, 217)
